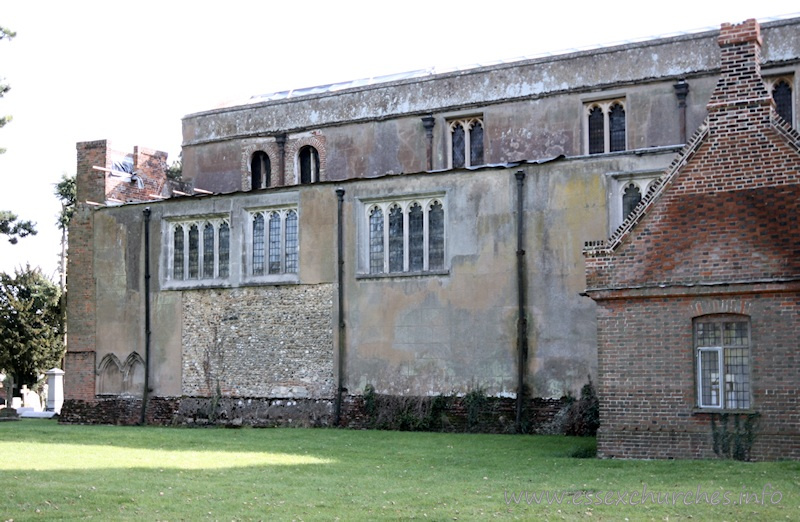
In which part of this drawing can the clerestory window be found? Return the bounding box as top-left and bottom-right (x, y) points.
(251, 151), (271, 190)
(448, 117), (484, 168)
(170, 218), (230, 281)
(695, 316), (752, 410)
(249, 207), (299, 277)
(364, 196), (446, 275)
(585, 100), (626, 154)
(299, 146), (320, 184)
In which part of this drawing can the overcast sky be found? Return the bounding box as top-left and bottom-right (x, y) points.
(1, 1), (798, 278)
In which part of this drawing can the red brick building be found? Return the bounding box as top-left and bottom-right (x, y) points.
(584, 19), (800, 460)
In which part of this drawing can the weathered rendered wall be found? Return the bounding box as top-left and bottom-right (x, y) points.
(181, 20), (798, 193)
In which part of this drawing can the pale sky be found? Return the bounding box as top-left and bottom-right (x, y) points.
(0, 0), (798, 279)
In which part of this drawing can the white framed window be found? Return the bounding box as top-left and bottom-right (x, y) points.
(448, 117), (484, 168)
(696, 317), (751, 410)
(584, 99), (626, 154)
(168, 217), (230, 281)
(361, 195), (446, 275)
(246, 207), (299, 279)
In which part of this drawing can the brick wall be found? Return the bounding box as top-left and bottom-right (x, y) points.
(105, 146), (170, 203)
(596, 290), (800, 460)
(584, 20), (800, 460)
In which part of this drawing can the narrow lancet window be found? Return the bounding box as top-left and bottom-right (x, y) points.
(409, 203), (424, 271)
(773, 80), (793, 125)
(451, 123), (466, 168)
(203, 223), (215, 278)
(173, 225), (185, 280)
(622, 183), (642, 221)
(428, 201), (444, 270)
(268, 211), (281, 274)
(369, 206), (384, 274)
(588, 106), (604, 154)
(285, 210), (298, 274)
(218, 222), (230, 278)
(253, 213), (265, 276)
(469, 121), (484, 166)
(609, 103), (626, 152)
(188, 224), (199, 279)
(388, 204), (404, 272)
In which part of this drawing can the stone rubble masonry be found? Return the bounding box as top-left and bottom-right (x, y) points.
(181, 284), (335, 399)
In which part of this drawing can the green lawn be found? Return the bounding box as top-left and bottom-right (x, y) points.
(0, 420), (797, 520)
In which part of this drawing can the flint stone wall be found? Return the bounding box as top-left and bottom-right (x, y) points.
(181, 284), (335, 399)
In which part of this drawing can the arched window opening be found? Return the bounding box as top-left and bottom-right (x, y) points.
(588, 106), (604, 154)
(188, 224), (199, 279)
(173, 224), (184, 280)
(268, 211), (282, 274)
(408, 203), (424, 272)
(97, 354), (123, 395)
(218, 222), (230, 278)
(251, 151), (271, 190)
(203, 223), (215, 278)
(252, 213), (265, 276)
(299, 146), (320, 184)
(469, 121), (484, 167)
(388, 205), (404, 273)
(609, 103), (626, 152)
(452, 124), (466, 168)
(285, 210), (298, 274)
(622, 183), (642, 221)
(428, 201), (445, 270)
(369, 206), (384, 274)
(773, 79), (793, 125)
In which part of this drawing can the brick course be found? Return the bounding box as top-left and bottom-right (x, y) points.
(584, 19), (800, 460)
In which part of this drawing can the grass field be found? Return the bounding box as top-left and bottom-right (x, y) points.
(0, 420), (797, 520)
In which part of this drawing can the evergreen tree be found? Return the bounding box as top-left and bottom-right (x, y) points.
(0, 266), (64, 392)
(0, 25), (36, 243)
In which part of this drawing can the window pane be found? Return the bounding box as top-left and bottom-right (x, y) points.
(699, 350), (721, 407)
(725, 347), (751, 409)
(696, 322), (721, 347)
(452, 123), (465, 168)
(588, 107), (604, 154)
(285, 210), (298, 274)
(203, 223), (214, 278)
(429, 201), (444, 270)
(723, 321), (748, 346)
(268, 212), (281, 274)
(253, 213), (265, 276)
(773, 80), (793, 124)
(218, 223), (230, 278)
(470, 121), (484, 166)
(389, 205), (404, 272)
(173, 225), (184, 280)
(609, 103), (626, 152)
(188, 225), (199, 279)
(369, 207), (384, 274)
(622, 184), (642, 221)
(409, 203), (424, 271)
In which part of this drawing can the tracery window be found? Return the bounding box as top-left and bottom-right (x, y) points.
(364, 195), (446, 275)
(248, 207), (299, 276)
(771, 78), (793, 125)
(695, 317), (751, 410)
(169, 217), (231, 281)
(448, 117), (484, 168)
(585, 99), (626, 154)
(622, 183), (642, 221)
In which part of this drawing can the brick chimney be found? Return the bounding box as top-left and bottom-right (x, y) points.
(707, 19), (772, 122)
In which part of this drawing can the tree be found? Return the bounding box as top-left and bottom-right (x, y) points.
(54, 173), (76, 291)
(0, 25), (36, 243)
(0, 266), (64, 395)
(0, 210), (36, 244)
(0, 26), (16, 153)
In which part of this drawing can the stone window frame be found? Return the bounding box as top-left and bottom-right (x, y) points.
(164, 214), (231, 287)
(447, 116), (485, 169)
(583, 98), (627, 155)
(606, 170), (660, 233)
(357, 193), (448, 278)
(764, 74), (795, 128)
(694, 315), (752, 411)
(97, 352), (145, 397)
(243, 205), (300, 284)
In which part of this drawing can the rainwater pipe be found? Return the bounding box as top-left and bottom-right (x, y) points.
(140, 207), (152, 425)
(334, 188), (346, 425)
(514, 171), (528, 433)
